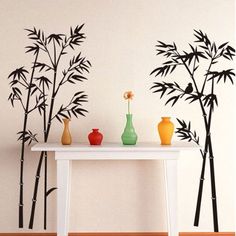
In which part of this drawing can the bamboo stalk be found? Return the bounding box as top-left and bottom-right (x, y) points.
(207, 77), (218, 231)
(208, 139), (219, 232)
(195, 65), (218, 231)
(194, 142), (208, 226)
(44, 152), (47, 230)
(19, 50), (39, 228)
(29, 39), (59, 229)
(28, 151), (44, 228)
(193, 59), (213, 227)
(178, 53), (219, 230)
(42, 82), (48, 230)
(194, 116), (218, 231)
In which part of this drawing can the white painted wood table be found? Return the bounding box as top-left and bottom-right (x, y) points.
(32, 142), (199, 236)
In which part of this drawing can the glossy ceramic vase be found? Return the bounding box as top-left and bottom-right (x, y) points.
(61, 118), (72, 145)
(88, 129), (103, 145)
(158, 117), (174, 145)
(121, 114), (138, 145)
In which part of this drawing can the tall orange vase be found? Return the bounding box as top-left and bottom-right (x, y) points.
(61, 119), (72, 145)
(158, 117), (174, 145)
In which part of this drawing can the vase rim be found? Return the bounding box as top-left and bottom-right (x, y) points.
(161, 116), (171, 119)
(92, 128), (99, 131)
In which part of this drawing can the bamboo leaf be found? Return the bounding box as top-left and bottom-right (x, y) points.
(71, 74), (88, 81)
(175, 118), (200, 145)
(46, 187), (57, 197)
(207, 69), (235, 84)
(218, 42), (228, 50)
(165, 95), (179, 107)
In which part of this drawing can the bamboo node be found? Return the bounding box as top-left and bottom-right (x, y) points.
(200, 178), (205, 180)
(207, 132), (211, 136)
(211, 197), (216, 200)
(19, 204), (24, 206)
(32, 199), (37, 202)
(36, 175), (40, 178)
(20, 183), (23, 186)
(202, 114), (207, 117)
(209, 156), (214, 159)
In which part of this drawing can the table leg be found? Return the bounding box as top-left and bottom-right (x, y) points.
(164, 159), (178, 236)
(57, 159), (72, 236)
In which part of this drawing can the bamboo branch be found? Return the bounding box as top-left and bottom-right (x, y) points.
(192, 53), (197, 76)
(54, 66), (71, 96)
(176, 51), (208, 121)
(15, 94), (26, 111)
(28, 98), (43, 114)
(201, 59), (213, 95)
(18, 80), (29, 88)
(51, 95), (74, 121)
(54, 55), (84, 96)
(30, 30), (54, 68)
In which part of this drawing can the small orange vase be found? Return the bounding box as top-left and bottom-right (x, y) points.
(158, 117), (174, 145)
(61, 119), (72, 145)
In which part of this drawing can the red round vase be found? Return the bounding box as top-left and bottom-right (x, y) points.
(88, 129), (103, 145)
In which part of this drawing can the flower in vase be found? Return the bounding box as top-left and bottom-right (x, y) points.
(123, 91), (134, 114)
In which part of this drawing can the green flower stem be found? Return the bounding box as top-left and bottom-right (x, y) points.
(128, 100), (130, 114)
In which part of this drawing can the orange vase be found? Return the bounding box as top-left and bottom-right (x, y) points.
(158, 117), (174, 145)
(61, 119), (72, 145)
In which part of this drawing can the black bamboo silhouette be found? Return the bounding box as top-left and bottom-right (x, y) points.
(8, 43), (42, 227)
(150, 30), (235, 232)
(8, 26), (91, 229)
(27, 26), (91, 229)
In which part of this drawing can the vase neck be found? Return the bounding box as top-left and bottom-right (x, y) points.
(92, 129), (99, 132)
(125, 114), (133, 127)
(162, 117), (170, 122)
(63, 118), (70, 125)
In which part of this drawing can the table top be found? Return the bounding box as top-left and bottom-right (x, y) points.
(32, 142), (199, 152)
(31, 142), (200, 160)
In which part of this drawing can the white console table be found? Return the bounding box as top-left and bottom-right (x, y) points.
(32, 142), (199, 236)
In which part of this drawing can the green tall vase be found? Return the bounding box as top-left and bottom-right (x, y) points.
(121, 114), (138, 145)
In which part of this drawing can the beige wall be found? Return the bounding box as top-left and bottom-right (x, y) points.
(0, 0), (235, 232)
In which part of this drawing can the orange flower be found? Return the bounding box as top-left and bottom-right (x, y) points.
(123, 91), (134, 100)
(123, 91), (134, 114)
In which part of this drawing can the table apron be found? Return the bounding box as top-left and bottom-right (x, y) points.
(55, 151), (179, 160)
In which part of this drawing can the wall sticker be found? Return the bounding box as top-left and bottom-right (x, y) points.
(150, 30), (235, 232)
(7, 25), (91, 229)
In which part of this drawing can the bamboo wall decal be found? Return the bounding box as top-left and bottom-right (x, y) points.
(149, 30), (235, 232)
(8, 44), (41, 227)
(27, 25), (91, 229)
(8, 25), (91, 230)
